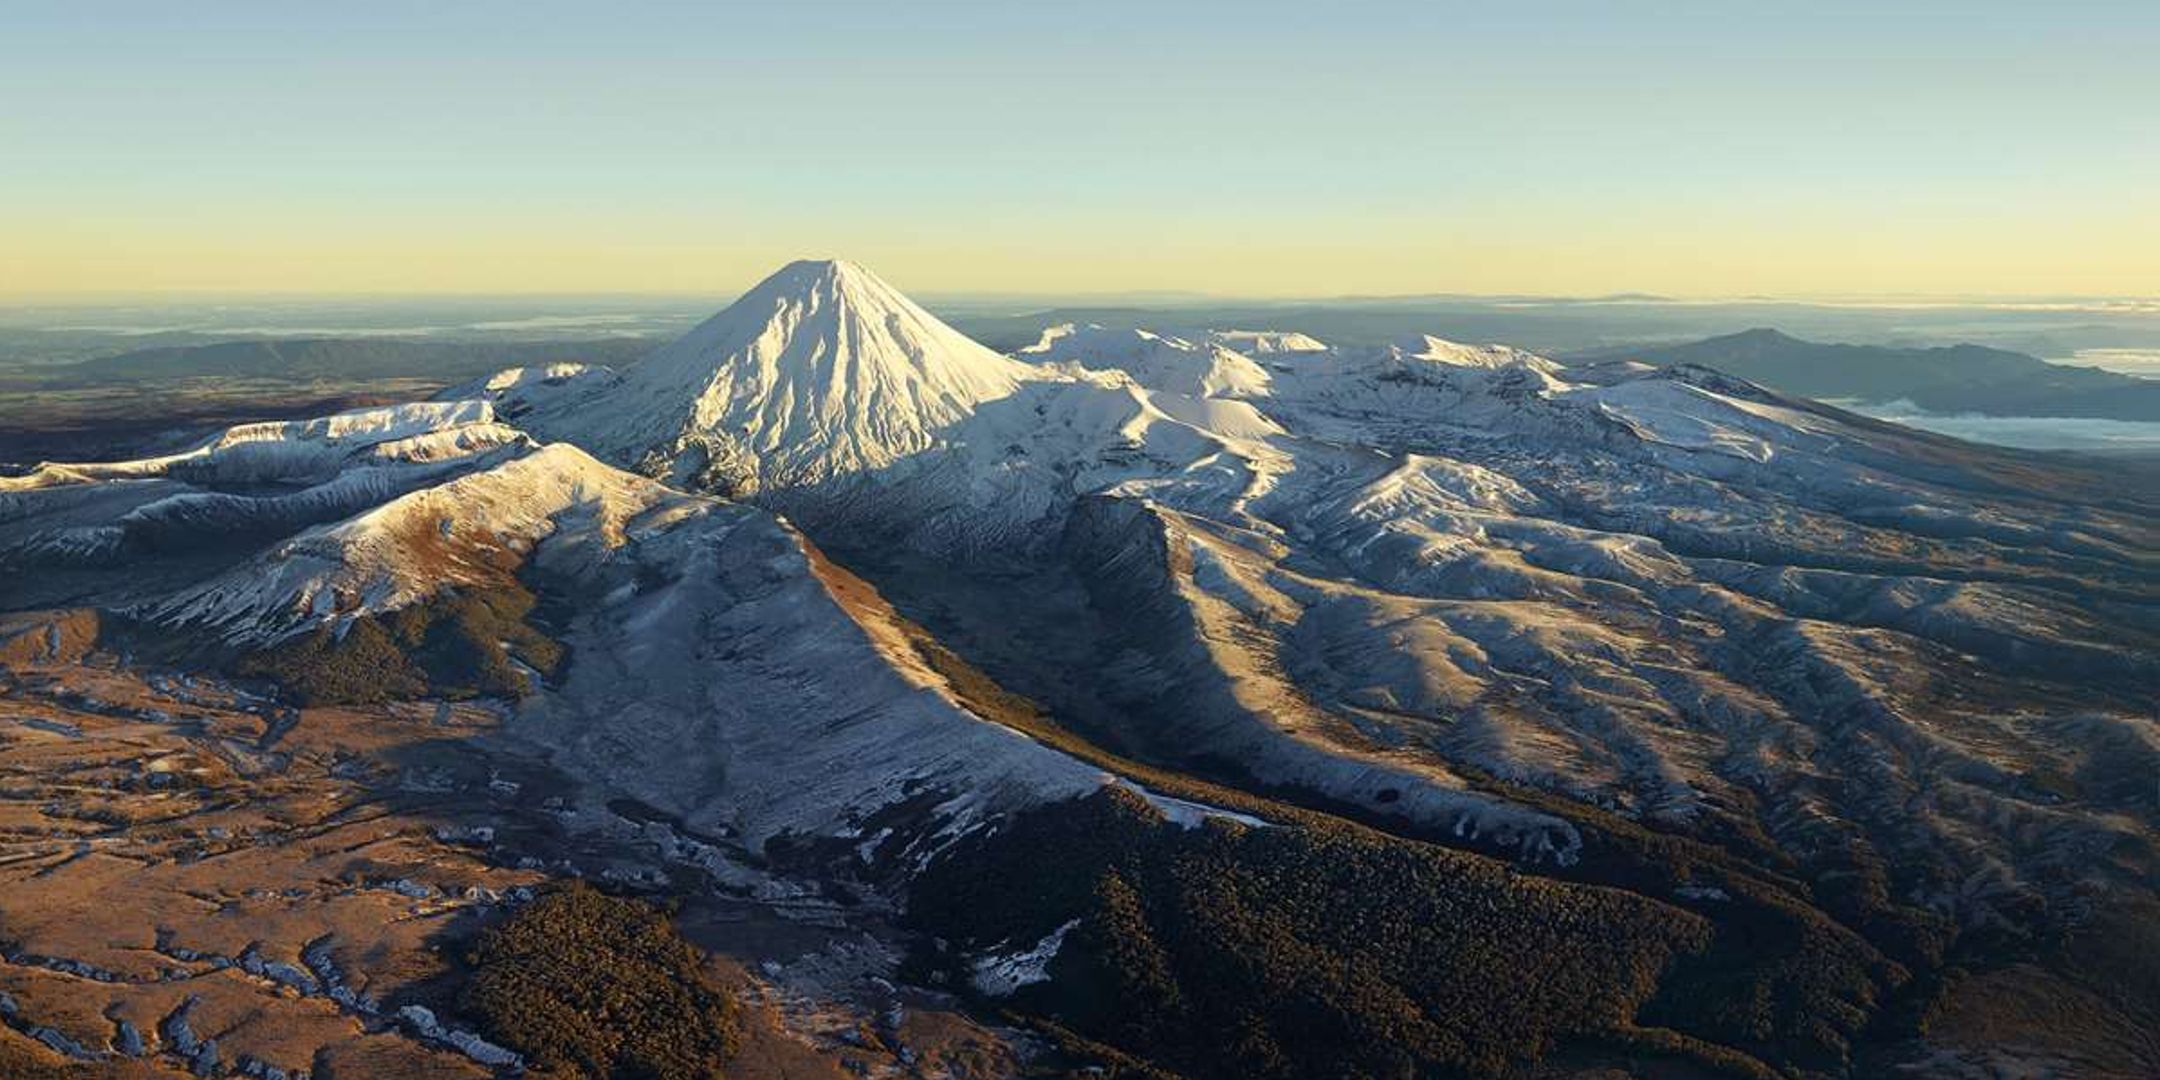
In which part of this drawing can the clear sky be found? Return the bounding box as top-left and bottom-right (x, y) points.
(2, 1), (2155, 299)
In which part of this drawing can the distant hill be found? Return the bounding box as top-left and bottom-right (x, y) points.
(1576, 328), (2159, 420)
(62, 336), (654, 383)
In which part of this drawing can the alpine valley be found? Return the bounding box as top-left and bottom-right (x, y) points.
(1, 260), (2154, 1080)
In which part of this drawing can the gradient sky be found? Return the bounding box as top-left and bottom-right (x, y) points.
(3, 1), (2155, 299)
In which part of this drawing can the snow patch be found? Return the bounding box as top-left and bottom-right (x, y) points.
(970, 919), (1078, 996)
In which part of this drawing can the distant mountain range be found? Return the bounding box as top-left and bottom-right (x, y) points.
(1573, 328), (2159, 420)
(60, 336), (655, 383)
(37, 323), (2160, 431)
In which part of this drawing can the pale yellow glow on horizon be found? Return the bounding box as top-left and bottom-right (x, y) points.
(3, 205), (2155, 301)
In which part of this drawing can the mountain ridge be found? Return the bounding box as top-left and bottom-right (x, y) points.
(1576, 327), (2160, 420)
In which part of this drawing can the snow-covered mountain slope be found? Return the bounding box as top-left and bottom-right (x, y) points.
(0, 401), (514, 491)
(446, 260), (2156, 917)
(0, 404), (1133, 858)
(145, 442), (692, 643)
(1019, 323), (1274, 399)
(1104, 357), (2155, 923)
(1358, 334), (1568, 376)
(1012, 323), (1597, 446)
(0, 404), (536, 609)
(433, 362), (622, 415)
(480, 261), (1287, 556)
(504, 503), (1113, 850)
(1251, 333), (1598, 446)
(1207, 328), (1329, 355)
(1062, 438), (2154, 887)
(526, 259), (1037, 493)
(171, 439), (1117, 848)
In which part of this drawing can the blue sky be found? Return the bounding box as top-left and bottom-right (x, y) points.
(3, 1), (2155, 296)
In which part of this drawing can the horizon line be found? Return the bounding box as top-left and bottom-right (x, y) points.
(4, 286), (2158, 311)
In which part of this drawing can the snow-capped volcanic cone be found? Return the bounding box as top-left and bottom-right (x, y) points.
(552, 258), (1033, 493)
(475, 257), (1285, 553)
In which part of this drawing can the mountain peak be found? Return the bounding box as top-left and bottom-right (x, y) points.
(566, 258), (1033, 489)
(724, 257), (922, 316)
(1719, 327), (1802, 345)
(764, 256), (877, 289)
(1380, 334), (1566, 377)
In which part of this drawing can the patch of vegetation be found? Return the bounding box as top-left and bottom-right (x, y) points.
(235, 583), (564, 705)
(0, 1031), (82, 1080)
(461, 883), (742, 1080)
(1875, 894), (2160, 1079)
(1434, 771), (1916, 1071)
(235, 616), (425, 704)
(910, 786), (1744, 1080)
(815, 540), (1905, 1074)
